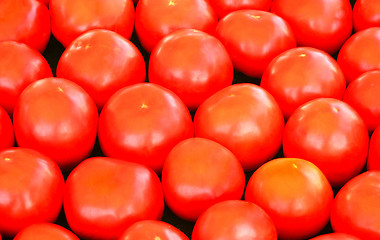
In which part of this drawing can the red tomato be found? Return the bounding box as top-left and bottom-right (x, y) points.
(367, 126), (380, 170)
(283, 98), (369, 187)
(98, 83), (194, 173)
(0, 148), (64, 237)
(337, 27), (380, 84)
(0, 41), (52, 115)
(162, 138), (245, 221)
(245, 158), (333, 240)
(119, 220), (189, 240)
(0, 106), (14, 150)
(353, 0), (380, 32)
(331, 171), (380, 240)
(135, 0), (218, 53)
(343, 70), (380, 132)
(0, 0), (50, 53)
(64, 157), (164, 240)
(149, 29), (233, 111)
(206, 0), (272, 19)
(261, 47), (346, 120)
(14, 223), (79, 240)
(309, 233), (361, 240)
(13, 78), (98, 170)
(194, 83), (284, 171)
(215, 10), (296, 78)
(192, 200), (277, 240)
(37, 0), (50, 7)
(271, 0), (352, 54)
(50, 0), (135, 47)
(57, 29), (146, 110)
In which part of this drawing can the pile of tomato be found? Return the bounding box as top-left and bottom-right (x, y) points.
(1, 0), (380, 239)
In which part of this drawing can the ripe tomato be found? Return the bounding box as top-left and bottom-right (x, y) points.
(98, 83), (194, 173)
(215, 10), (296, 78)
(0, 106), (14, 150)
(283, 98), (369, 187)
(353, 0), (380, 32)
(0, 41), (52, 115)
(0, 0), (50, 53)
(0, 148), (64, 237)
(206, 0), (272, 19)
(119, 220), (189, 240)
(331, 171), (380, 240)
(194, 83), (284, 171)
(337, 27), (380, 84)
(37, 0), (50, 7)
(135, 0), (218, 53)
(50, 0), (135, 47)
(13, 78), (98, 170)
(309, 233), (361, 240)
(57, 29), (146, 110)
(261, 47), (346, 120)
(271, 0), (352, 54)
(13, 223), (79, 240)
(367, 126), (380, 170)
(64, 157), (164, 240)
(192, 200), (277, 240)
(245, 158), (333, 240)
(343, 70), (380, 132)
(162, 138), (245, 222)
(149, 29), (233, 111)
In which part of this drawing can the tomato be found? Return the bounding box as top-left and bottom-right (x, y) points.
(261, 47), (346, 120)
(309, 233), (361, 240)
(194, 83), (284, 171)
(135, 0), (218, 53)
(283, 98), (369, 187)
(64, 157), (164, 240)
(162, 138), (245, 222)
(337, 27), (380, 84)
(192, 200), (277, 240)
(98, 83), (194, 173)
(206, 0), (272, 19)
(50, 0), (135, 47)
(57, 29), (146, 110)
(13, 223), (79, 240)
(149, 29), (233, 111)
(37, 0), (50, 7)
(13, 78), (98, 170)
(331, 171), (380, 240)
(245, 158), (333, 240)
(353, 0), (380, 32)
(0, 41), (52, 115)
(215, 10), (296, 78)
(271, 0), (352, 54)
(0, 0), (50, 53)
(367, 126), (380, 170)
(119, 220), (189, 240)
(343, 70), (380, 132)
(0, 148), (64, 237)
(0, 106), (14, 150)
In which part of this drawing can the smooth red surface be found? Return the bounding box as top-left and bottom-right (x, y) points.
(13, 223), (79, 240)
(64, 157), (164, 240)
(149, 29), (233, 111)
(353, 0), (380, 32)
(310, 233), (361, 240)
(207, 0), (272, 19)
(0, 106), (14, 150)
(367, 126), (380, 170)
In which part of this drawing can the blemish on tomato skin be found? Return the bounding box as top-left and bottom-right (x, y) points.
(141, 103), (148, 109)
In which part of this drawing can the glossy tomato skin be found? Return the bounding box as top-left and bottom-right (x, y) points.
(309, 233), (361, 240)
(271, 0), (352, 54)
(283, 98), (369, 187)
(98, 83), (194, 173)
(13, 223), (79, 240)
(119, 220), (189, 240)
(206, 0), (272, 19)
(343, 70), (380, 132)
(245, 158), (333, 240)
(194, 83), (284, 171)
(331, 171), (380, 240)
(0, 148), (64, 237)
(0, 106), (14, 150)
(0, 41), (52, 115)
(0, 0), (50, 53)
(215, 10), (296, 78)
(149, 29), (233, 111)
(367, 126), (380, 170)
(64, 157), (164, 240)
(353, 0), (380, 32)
(135, 0), (218, 53)
(337, 27), (380, 84)
(261, 47), (346, 120)
(192, 200), (277, 240)
(50, 0), (135, 47)
(162, 138), (245, 222)
(57, 29), (146, 110)
(13, 78), (98, 170)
